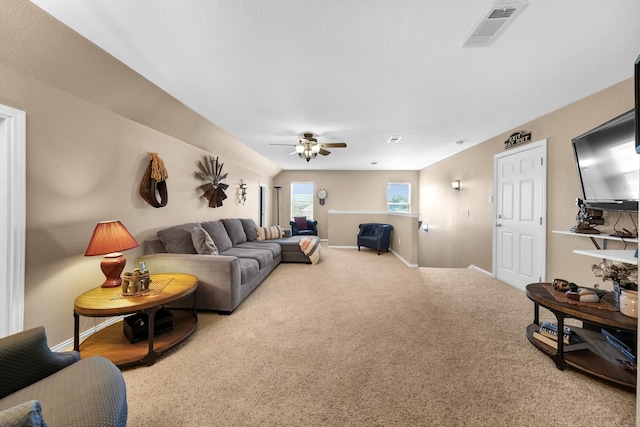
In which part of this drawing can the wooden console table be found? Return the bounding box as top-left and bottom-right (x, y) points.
(74, 273), (198, 368)
(526, 283), (637, 388)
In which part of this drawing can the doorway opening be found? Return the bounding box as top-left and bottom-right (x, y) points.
(0, 104), (26, 338)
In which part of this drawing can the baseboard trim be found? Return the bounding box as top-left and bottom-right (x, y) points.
(468, 264), (493, 276)
(390, 249), (418, 268)
(51, 316), (124, 352)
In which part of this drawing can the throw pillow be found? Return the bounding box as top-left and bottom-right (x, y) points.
(0, 400), (47, 427)
(190, 228), (219, 255)
(221, 218), (247, 246)
(157, 223), (201, 254)
(240, 218), (259, 241)
(294, 216), (308, 230)
(256, 225), (284, 241)
(201, 220), (233, 253)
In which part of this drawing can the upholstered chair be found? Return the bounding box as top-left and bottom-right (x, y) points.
(357, 223), (393, 255)
(290, 217), (318, 236)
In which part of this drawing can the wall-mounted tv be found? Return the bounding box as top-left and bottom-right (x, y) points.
(572, 109), (639, 212)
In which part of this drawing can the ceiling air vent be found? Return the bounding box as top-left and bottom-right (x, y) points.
(462, 3), (528, 47)
(387, 136), (402, 144)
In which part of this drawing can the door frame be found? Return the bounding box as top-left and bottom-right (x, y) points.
(0, 104), (26, 338)
(492, 139), (547, 289)
(259, 183), (268, 227)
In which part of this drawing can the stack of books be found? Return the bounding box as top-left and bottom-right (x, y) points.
(533, 321), (588, 351)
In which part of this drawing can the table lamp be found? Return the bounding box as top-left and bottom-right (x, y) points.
(84, 220), (139, 287)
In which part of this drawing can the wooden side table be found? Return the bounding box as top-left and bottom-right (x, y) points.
(74, 273), (198, 367)
(526, 283), (637, 388)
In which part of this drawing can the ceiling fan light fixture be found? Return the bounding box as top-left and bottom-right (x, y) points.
(311, 144), (321, 154)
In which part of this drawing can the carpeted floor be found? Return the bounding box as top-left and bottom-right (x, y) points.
(122, 244), (636, 426)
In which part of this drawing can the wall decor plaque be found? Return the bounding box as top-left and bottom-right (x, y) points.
(504, 130), (532, 149)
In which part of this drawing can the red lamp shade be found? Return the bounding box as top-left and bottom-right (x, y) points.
(85, 220), (139, 288)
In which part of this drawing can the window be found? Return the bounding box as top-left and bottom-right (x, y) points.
(291, 182), (314, 219)
(387, 183), (410, 212)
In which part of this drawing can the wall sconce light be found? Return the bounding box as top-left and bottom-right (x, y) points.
(451, 180), (460, 191)
(238, 179), (247, 205)
(422, 222), (429, 232)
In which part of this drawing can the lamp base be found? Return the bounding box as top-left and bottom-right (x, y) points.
(100, 253), (126, 288)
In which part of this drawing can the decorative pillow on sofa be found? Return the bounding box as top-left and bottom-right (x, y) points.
(294, 216), (308, 230)
(240, 218), (259, 241)
(221, 219), (247, 246)
(0, 400), (47, 427)
(201, 221), (233, 253)
(191, 228), (219, 255)
(256, 225), (284, 241)
(157, 222), (202, 254)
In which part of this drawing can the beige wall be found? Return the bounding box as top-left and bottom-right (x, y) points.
(327, 212), (418, 265)
(0, 1), (279, 345)
(419, 78), (637, 290)
(274, 170), (419, 235)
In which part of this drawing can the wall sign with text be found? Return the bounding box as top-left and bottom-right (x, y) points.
(504, 131), (532, 149)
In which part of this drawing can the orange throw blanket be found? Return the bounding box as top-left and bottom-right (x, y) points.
(299, 237), (320, 264)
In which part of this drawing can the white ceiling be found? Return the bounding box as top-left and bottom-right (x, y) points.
(31, 0), (640, 171)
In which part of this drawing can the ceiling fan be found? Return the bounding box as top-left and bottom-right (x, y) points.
(271, 133), (347, 162)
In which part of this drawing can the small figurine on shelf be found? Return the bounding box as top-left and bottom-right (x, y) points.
(570, 198), (603, 234)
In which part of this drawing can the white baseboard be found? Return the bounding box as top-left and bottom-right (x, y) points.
(468, 264), (493, 276)
(390, 249), (418, 268)
(51, 316), (124, 353)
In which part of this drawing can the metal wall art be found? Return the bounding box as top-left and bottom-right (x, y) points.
(238, 179), (247, 205)
(196, 156), (228, 208)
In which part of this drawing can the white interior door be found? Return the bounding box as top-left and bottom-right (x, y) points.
(493, 139), (547, 291)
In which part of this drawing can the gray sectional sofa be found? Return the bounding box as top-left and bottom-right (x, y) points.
(138, 218), (319, 313)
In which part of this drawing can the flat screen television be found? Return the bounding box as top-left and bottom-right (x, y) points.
(572, 109), (639, 212)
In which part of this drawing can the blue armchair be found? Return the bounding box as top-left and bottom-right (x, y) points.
(357, 223), (393, 255)
(290, 217), (318, 236)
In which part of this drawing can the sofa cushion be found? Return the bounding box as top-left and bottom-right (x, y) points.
(190, 228), (218, 255)
(221, 219), (247, 246)
(240, 218), (259, 242)
(201, 221), (233, 253)
(256, 225), (283, 241)
(0, 356), (128, 427)
(157, 223), (201, 254)
(236, 241), (281, 258)
(237, 258), (259, 284)
(222, 247), (273, 269)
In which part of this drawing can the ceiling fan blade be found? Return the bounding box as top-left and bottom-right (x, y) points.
(287, 150), (297, 155)
(319, 148), (331, 156)
(320, 143), (347, 148)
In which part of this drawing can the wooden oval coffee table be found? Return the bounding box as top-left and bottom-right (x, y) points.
(74, 273), (198, 367)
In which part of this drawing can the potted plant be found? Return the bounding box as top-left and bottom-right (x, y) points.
(591, 261), (638, 290)
(591, 261), (638, 314)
